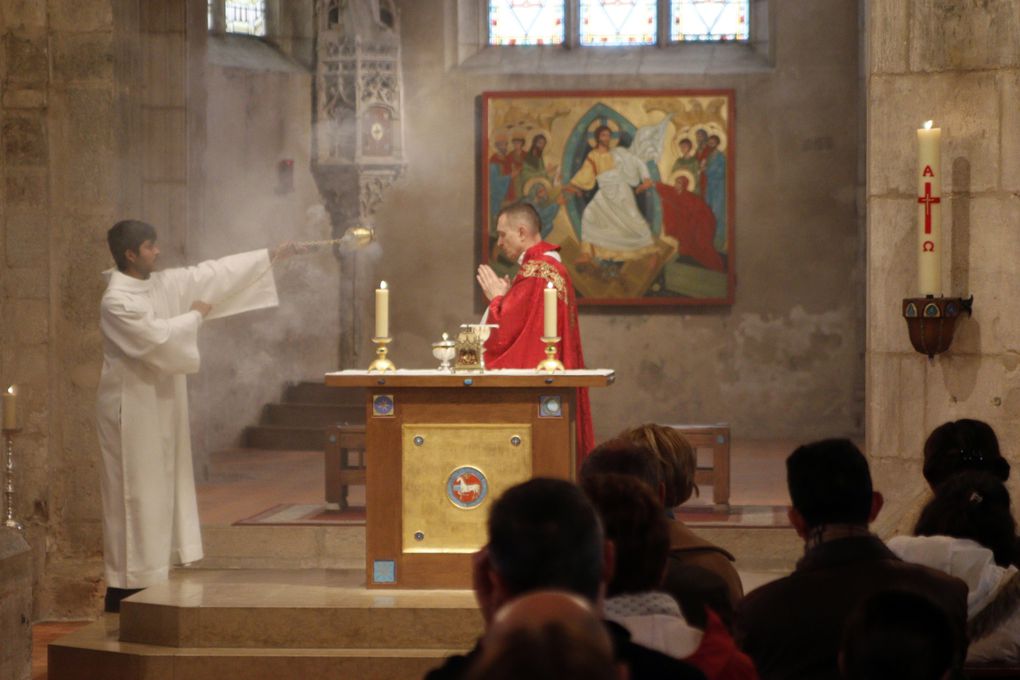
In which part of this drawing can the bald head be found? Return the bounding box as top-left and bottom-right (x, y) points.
(467, 591), (622, 680)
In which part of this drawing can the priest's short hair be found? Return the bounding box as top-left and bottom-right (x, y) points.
(497, 201), (541, 236)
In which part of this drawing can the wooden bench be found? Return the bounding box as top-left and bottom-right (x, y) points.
(664, 423), (730, 508)
(324, 424), (366, 510)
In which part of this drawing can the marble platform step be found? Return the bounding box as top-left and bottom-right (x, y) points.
(49, 569), (482, 680)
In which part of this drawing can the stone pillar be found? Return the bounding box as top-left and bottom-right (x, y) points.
(313, 0), (406, 368)
(866, 0), (1020, 532)
(0, 528), (32, 680)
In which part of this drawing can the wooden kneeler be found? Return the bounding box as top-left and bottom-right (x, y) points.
(665, 423), (731, 508)
(325, 424), (367, 510)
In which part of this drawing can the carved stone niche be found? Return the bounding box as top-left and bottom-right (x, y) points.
(312, 0), (406, 367)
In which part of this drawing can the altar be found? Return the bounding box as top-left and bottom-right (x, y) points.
(324, 369), (614, 589)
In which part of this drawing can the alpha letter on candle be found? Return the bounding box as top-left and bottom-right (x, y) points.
(375, 281), (389, 339)
(3, 386), (16, 430)
(917, 121), (942, 296)
(543, 282), (557, 338)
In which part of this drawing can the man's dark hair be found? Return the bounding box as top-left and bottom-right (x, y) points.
(915, 470), (1018, 567)
(840, 590), (956, 680)
(487, 478), (604, 602)
(582, 474), (669, 596)
(787, 438), (873, 528)
(496, 201), (542, 237)
(923, 418), (1008, 489)
(579, 438), (662, 493)
(107, 220), (156, 271)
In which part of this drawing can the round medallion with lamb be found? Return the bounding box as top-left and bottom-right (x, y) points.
(447, 467), (488, 509)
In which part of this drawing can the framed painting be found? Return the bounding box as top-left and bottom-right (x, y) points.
(481, 89), (735, 306)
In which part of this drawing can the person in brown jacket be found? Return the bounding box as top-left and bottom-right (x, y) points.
(733, 439), (969, 680)
(620, 424), (744, 613)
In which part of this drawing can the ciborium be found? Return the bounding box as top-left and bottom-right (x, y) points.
(431, 333), (456, 372)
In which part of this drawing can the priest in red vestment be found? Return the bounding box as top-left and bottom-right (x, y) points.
(477, 202), (595, 461)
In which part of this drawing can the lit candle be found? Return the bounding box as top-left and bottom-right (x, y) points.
(543, 282), (557, 338)
(3, 385), (16, 430)
(917, 120), (942, 296)
(375, 281), (389, 339)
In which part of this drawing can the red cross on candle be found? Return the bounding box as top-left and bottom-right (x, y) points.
(918, 181), (940, 234)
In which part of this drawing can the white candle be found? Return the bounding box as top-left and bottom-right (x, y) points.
(3, 385), (16, 430)
(917, 120), (942, 296)
(543, 282), (557, 338)
(375, 281), (389, 339)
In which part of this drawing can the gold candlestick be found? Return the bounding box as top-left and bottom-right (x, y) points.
(3, 428), (23, 531)
(368, 336), (396, 372)
(536, 336), (565, 373)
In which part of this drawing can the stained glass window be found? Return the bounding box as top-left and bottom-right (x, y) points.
(225, 0), (266, 37)
(580, 0), (657, 46)
(670, 0), (749, 42)
(488, 0), (565, 46)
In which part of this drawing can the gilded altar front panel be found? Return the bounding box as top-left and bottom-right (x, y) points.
(402, 423), (533, 554)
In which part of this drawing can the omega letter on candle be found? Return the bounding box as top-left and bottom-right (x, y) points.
(543, 282), (557, 338)
(375, 282), (389, 339)
(917, 121), (942, 296)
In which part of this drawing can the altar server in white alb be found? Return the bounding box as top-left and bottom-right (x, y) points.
(97, 219), (297, 612)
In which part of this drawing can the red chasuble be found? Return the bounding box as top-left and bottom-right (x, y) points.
(484, 241), (595, 462)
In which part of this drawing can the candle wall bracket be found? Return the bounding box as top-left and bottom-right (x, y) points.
(368, 337), (396, 372)
(3, 428), (23, 531)
(902, 295), (974, 359)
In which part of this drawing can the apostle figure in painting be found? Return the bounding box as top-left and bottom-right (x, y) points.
(488, 133), (513, 225)
(96, 219), (298, 612)
(476, 202), (594, 459)
(670, 138), (701, 195)
(565, 125), (658, 264)
(654, 174), (724, 272)
(702, 135), (728, 251)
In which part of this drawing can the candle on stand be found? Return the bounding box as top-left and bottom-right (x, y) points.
(543, 282), (557, 338)
(375, 281), (389, 338)
(917, 120), (942, 296)
(3, 386), (16, 430)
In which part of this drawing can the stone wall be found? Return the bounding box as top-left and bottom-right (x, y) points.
(866, 0), (1020, 533)
(0, 0), (198, 619)
(375, 0), (864, 442)
(0, 529), (32, 680)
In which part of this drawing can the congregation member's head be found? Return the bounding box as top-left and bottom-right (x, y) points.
(923, 418), (1009, 490)
(465, 591), (625, 680)
(494, 202), (542, 262)
(581, 474), (670, 597)
(479, 478), (607, 624)
(786, 438), (882, 538)
(915, 470), (1018, 567)
(580, 438), (662, 495)
(107, 219), (159, 276)
(620, 423), (699, 508)
(840, 590), (955, 680)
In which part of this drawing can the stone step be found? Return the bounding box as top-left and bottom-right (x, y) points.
(243, 424), (326, 450)
(261, 402), (365, 427)
(198, 525), (365, 570)
(49, 621), (455, 680)
(119, 581), (481, 649)
(48, 569), (480, 680)
(284, 381), (365, 406)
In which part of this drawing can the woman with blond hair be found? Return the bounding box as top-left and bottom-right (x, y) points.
(621, 424), (744, 619)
